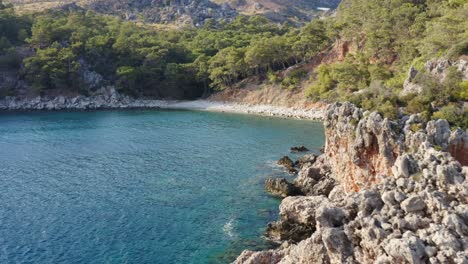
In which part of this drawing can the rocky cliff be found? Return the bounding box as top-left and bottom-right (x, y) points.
(235, 102), (468, 264)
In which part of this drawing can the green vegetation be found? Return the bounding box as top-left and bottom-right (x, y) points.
(0, 2), (30, 69)
(433, 104), (468, 129)
(0, 0), (466, 128)
(305, 0), (468, 127)
(0, 5), (332, 97)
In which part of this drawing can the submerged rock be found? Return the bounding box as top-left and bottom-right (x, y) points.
(290, 146), (309, 153)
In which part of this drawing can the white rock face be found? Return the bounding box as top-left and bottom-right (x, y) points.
(401, 195), (426, 213)
(401, 58), (468, 97)
(425, 58), (468, 81)
(401, 66), (423, 96)
(234, 102), (468, 264)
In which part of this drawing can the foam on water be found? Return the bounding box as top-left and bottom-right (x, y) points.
(223, 218), (236, 239)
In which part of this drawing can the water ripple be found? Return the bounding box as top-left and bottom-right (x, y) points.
(0, 110), (324, 264)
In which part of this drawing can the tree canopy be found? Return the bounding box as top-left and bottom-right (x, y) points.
(0, 0), (466, 127)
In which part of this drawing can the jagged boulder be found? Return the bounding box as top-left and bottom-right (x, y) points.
(277, 156), (297, 174)
(266, 196), (332, 242)
(384, 235), (427, 264)
(426, 119), (452, 149)
(295, 153), (318, 169)
(265, 178), (301, 198)
(293, 159), (336, 196)
(448, 128), (468, 166)
(401, 66), (423, 96)
(401, 195), (426, 214)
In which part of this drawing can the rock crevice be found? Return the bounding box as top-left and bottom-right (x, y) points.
(236, 102), (468, 264)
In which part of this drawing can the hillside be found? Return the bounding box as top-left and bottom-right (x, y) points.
(212, 0), (468, 129)
(4, 0), (340, 25)
(214, 0), (339, 23)
(0, 0), (467, 128)
(1, 0), (467, 263)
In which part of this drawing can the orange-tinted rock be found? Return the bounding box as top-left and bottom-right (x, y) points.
(448, 129), (468, 166)
(322, 103), (401, 192)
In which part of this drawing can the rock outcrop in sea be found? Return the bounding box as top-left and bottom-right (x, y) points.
(235, 102), (468, 264)
(290, 146), (310, 153)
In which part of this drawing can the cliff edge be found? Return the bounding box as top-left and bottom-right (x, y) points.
(235, 102), (468, 264)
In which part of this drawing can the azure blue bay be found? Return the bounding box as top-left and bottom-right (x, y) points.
(0, 110), (324, 264)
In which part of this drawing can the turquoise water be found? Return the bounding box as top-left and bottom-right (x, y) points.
(0, 110), (324, 264)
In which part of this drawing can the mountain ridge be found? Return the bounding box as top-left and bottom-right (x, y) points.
(5, 0), (341, 26)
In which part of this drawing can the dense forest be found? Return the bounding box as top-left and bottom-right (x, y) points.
(308, 0), (468, 127)
(0, 0), (467, 127)
(0, 2), (331, 97)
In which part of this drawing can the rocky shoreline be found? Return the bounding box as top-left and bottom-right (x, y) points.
(3, 90), (467, 263)
(236, 102), (468, 264)
(0, 87), (324, 120)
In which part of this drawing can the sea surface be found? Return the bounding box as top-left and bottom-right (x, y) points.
(0, 110), (325, 264)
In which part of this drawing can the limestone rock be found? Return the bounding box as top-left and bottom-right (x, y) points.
(315, 206), (347, 228)
(448, 128), (468, 166)
(266, 196), (331, 242)
(425, 58), (468, 82)
(401, 195), (426, 214)
(401, 67), (423, 96)
(278, 236), (330, 264)
(392, 154), (419, 178)
(321, 227), (353, 263)
(426, 119), (452, 150)
(235, 102), (468, 264)
(384, 236), (427, 264)
(233, 249), (285, 264)
(265, 178), (301, 198)
(277, 156), (297, 174)
(0, 86), (167, 111)
(322, 102), (401, 191)
(295, 154), (317, 169)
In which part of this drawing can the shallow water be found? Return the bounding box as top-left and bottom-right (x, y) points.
(0, 110), (325, 264)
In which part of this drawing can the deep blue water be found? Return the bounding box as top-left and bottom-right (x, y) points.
(0, 110), (324, 264)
